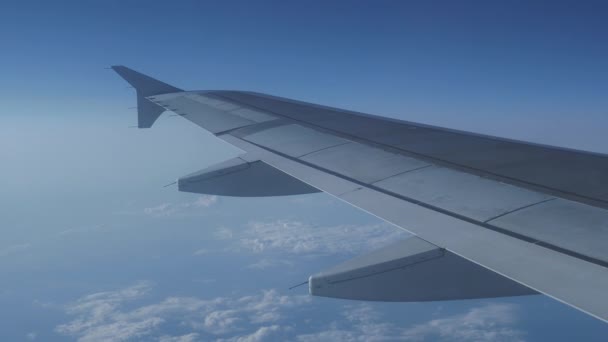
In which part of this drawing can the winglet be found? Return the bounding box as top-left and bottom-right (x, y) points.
(111, 66), (183, 128)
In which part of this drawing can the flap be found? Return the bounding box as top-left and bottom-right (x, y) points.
(309, 236), (535, 302)
(178, 157), (320, 197)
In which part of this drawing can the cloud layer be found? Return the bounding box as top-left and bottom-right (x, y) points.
(298, 303), (524, 342)
(143, 196), (218, 217)
(57, 282), (523, 342)
(401, 303), (524, 342)
(221, 219), (408, 256)
(56, 282), (309, 342)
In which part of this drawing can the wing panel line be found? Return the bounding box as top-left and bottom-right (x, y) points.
(223, 133), (608, 270)
(483, 198), (557, 223)
(212, 92), (608, 211)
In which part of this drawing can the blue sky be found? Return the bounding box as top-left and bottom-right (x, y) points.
(1, 1), (608, 341)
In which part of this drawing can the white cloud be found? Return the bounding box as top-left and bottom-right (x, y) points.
(247, 258), (293, 270)
(297, 328), (360, 342)
(192, 248), (211, 256)
(144, 203), (180, 217)
(218, 325), (285, 342)
(296, 304), (394, 342)
(214, 227), (234, 240)
(26, 332), (37, 340)
(158, 333), (199, 342)
(56, 283), (309, 342)
(57, 282), (524, 342)
(143, 196), (218, 217)
(232, 220), (407, 256)
(401, 303), (524, 342)
(192, 195), (218, 208)
(56, 281), (158, 341)
(296, 303), (525, 342)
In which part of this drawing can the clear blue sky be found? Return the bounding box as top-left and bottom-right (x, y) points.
(1, 1), (608, 341)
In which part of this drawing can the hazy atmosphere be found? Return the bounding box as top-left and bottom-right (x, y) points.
(1, 1), (608, 341)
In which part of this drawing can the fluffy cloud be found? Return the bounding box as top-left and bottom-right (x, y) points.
(144, 203), (175, 217)
(214, 227), (234, 240)
(217, 325), (285, 342)
(56, 282), (308, 342)
(246, 258), (293, 270)
(192, 196), (218, 207)
(56, 281), (524, 342)
(56, 281), (159, 341)
(143, 195), (218, 217)
(207, 219), (409, 270)
(296, 304), (395, 342)
(401, 303), (524, 342)
(158, 333), (200, 342)
(297, 303), (524, 342)
(229, 219), (408, 256)
(192, 248), (211, 256)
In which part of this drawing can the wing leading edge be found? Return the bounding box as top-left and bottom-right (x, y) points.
(111, 66), (608, 322)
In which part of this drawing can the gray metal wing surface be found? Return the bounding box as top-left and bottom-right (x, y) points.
(112, 65), (608, 323)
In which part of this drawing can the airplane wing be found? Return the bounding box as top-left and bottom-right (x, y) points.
(112, 65), (608, 322)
